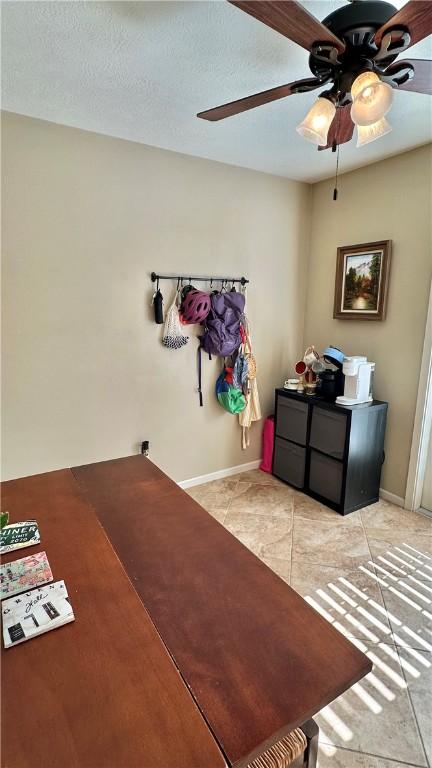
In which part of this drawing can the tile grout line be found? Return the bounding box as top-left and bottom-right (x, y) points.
(359, 509), (376, 564)
(221, 477), (239, 525)
(318, 741), (429, 768)
(360, 510), (395, 637)
(394, 642), (431, 768)
(319, 510), (430, 764)
(196, 478), (430, 765)
(360, 515), (432, 648)
(317, 635), (429, 767)
(199, 478), (427, 652)
(288, 496), (295, 585)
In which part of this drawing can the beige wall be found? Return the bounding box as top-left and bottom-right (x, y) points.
(304, 145), (432, 499)
(1, 112), (310, 482)
(3, 113), (430, 497)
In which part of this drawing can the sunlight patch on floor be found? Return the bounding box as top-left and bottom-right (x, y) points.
(319, 706), (353, 742)
(302, 541), (431, 765)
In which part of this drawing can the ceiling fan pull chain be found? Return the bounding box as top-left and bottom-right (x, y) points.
(333, 143), (341, 201)
(333, 101), (341, 201)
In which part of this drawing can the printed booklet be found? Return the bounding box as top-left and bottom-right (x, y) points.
(2, 580), (74, 648)
(0, 552), (53, 600)
(0, 520), (40, 555)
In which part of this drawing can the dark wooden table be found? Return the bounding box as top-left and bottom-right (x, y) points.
(1, 470), (225, 768)
(72, 455), (372, 768)
(2, 456), (371, 768)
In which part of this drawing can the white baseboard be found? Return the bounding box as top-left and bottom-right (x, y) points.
(419, 507), (432, 518)
(179, 460), (260, 489)
(379, 488), (405, 507)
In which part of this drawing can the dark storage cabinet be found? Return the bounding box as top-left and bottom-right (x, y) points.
(275, 397), (309, 445)
(309, 408), (347, 460)
(309, 452), (344, 505)
(273, 389), (388, 515)
(273, 437), (306, 489)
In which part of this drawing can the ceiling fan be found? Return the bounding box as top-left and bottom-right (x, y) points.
(197, 0), (432, 150)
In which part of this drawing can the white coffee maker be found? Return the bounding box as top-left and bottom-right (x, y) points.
(336, 356), (375, 406)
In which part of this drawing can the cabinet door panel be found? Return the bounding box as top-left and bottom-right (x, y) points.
(309, 451), (343, 505)
(276, 398), (308, 446)
(310, 408), (348, 460)
(273, 438), (306, 489)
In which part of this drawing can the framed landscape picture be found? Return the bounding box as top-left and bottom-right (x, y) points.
(333, 240), (392, 321)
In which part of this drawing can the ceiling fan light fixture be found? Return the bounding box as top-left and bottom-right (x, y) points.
(356, 116), (392, 147)
(296, 97), (336, 146)
(350, 71), (394, 126)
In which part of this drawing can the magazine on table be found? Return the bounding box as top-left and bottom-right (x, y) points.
(0, 520), (40, 554)
(2, 580), (74, 648)
(0, 551), (53, 600)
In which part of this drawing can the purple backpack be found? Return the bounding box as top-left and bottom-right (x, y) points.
(201, 292), (245, 356)
(197, 291), (245, 406)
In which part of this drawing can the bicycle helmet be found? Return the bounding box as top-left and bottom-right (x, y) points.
(180, 289), (211, 324)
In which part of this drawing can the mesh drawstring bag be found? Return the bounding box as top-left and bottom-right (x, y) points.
(162, 290), (189, 350)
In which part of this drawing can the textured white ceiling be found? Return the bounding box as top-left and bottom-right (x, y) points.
(2, 0), (431, 181)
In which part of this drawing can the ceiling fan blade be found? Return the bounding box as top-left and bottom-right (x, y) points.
(373, 0), (432, 50)
(318, 105), (354, 151)
(228, 1), (345, 53)
(389, 59), (432, 95)
(197, 77), (322, 121)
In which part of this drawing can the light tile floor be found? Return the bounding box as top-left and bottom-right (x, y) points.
(186, 470), (432, 768)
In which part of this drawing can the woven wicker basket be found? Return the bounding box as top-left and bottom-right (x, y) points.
(247, 728), (307, 768)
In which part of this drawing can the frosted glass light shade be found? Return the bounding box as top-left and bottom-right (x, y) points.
(357, 117), (392, 147)
(296, 97), (336, 145)
(351, 71), (393, 126)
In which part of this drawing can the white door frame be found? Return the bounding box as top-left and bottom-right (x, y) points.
(405, 280), (432, 512)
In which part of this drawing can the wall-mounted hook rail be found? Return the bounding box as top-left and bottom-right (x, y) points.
(151, 272), (249, 286)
